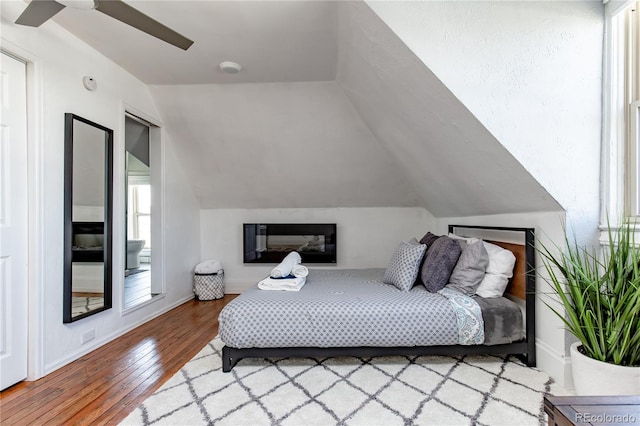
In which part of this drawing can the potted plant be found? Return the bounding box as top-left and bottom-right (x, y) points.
(539, 220), (640, 395)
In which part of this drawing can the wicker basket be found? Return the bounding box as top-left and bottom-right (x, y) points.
(193, 270), (224, 300)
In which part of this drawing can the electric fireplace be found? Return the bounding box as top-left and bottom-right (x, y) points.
(243, 223), (337, 264)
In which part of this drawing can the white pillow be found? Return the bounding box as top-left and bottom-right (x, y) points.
(475, 241), (516, 298)
(447, 233), (481, 245)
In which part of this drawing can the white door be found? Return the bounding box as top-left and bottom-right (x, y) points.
(0, 52), (29, 390)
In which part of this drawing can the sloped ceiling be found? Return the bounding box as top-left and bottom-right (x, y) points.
(336, 2), (560, 217)
(150, 81), (423, 209)
(10, 0), (562, 215)
(149, 1), (559, 214)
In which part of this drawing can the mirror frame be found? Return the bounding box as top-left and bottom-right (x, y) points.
(63, 113), (114, 323)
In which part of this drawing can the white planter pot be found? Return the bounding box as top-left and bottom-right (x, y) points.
(570, 342), (640, 395)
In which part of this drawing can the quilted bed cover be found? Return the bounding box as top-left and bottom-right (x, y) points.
(219, 269), (523, 349)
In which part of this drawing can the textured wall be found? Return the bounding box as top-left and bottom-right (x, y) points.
(366, 0), (603, 243)
(336, 1), (563, 217)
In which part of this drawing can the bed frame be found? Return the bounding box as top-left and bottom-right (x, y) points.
(222, 225), (536, 372)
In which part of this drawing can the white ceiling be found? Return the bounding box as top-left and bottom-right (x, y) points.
(6, 0), (562, 215)
(50, 0), (338, 84)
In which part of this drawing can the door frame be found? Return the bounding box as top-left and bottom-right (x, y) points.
(1, 39), (46, 381)
(119, 103), (166, 315)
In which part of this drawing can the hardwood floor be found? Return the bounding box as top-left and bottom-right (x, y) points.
(0, 295), (237, 425)
(124, 264), (153, 309)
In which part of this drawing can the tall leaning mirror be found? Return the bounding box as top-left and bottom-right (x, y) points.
(63, 113), (113, 323)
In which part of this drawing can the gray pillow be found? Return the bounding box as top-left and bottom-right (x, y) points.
(446, 240), (489, 295)
(421, 236), (462, 292)
(415, 232), (441, 285)
(419, 232), (440, 248)
(383, 240), (427, 291)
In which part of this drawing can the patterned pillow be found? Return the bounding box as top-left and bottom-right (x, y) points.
(421, 236), (462, 292)
(383, 240), (427, 291)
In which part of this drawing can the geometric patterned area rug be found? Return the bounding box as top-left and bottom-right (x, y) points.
(121, 337), (560, 426)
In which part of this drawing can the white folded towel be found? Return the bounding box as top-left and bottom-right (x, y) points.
(292, 264), (309, 278)
(258, 276), (306, 291)
(195, 260), (222, 274)
(270, 251), (302, 278)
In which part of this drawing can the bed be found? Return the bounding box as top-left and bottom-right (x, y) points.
(71, 221), (105, 263)
(219, 225), (536, 372)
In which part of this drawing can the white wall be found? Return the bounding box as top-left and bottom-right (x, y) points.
(366, 0), (603, 245)
(336, 1), (561, 217)
(1, 2), (201, 378)
(201, 207), (435, 293)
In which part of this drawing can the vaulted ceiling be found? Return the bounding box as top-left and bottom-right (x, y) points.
(9, 0), (561, 216)
(50, 1), (339, 84)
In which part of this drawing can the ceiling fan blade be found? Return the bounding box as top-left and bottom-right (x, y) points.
(15, 0), (66, 27)
(94, 0), (193, 50)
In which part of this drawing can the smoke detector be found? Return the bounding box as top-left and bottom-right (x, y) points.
(83, 76), (97, 91)
(219, 61), (242, 74)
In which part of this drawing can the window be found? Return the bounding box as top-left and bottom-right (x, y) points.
(625, 3), (640, 216)
(602, 0), (640, 224)
(631, 99), (640, 214)
(127, 183), (151, 249)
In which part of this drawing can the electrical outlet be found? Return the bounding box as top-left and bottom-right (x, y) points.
(81, 329), (96, 344)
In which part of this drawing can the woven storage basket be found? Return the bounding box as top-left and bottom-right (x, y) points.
(193, 270), (224, 300)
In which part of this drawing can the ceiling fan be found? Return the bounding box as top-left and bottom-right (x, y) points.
(15, 0), (193, 50)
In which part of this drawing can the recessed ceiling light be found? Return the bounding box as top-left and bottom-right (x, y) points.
(219, 61), (242, 74)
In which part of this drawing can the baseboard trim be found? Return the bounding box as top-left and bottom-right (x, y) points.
(536, 338), (574, 391)
(43, 294), (195, 377)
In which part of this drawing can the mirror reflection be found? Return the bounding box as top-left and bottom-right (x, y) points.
(64, 114), (113, 323)
(124, 115), (155, 309)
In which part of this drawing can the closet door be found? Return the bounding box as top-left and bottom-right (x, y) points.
(0, 52), (29, 390)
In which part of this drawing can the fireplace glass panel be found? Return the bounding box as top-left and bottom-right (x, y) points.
(243, 223), (336, 264)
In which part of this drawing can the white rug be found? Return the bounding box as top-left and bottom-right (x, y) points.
(121, 338), (559, 426)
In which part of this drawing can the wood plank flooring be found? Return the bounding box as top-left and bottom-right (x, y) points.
(0, 295), (237, 425)
(124, 264), (153, 310)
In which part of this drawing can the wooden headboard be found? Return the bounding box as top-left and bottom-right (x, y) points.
(487, 240), (527, 300)
(447, 225), (535, 302)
